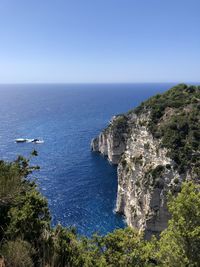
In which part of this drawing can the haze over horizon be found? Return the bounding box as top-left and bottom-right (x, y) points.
(0, 0), (200, 84)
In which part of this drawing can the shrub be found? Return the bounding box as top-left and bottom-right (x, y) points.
(1, 239), (34, 267)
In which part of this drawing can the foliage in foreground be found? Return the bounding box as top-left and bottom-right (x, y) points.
(0, 154), (200, 267)
(157, 181), (200, 267)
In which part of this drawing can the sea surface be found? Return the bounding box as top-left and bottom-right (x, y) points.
(0, 83), (175, 236)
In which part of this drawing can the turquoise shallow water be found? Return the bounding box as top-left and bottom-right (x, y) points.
(0, 83), (174, 236)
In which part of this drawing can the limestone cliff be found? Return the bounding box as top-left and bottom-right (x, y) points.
(91, 84), (200, 238)
(91, 114), (130, 165)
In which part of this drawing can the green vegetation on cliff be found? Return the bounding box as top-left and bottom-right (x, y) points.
(135, 84), (200, 174)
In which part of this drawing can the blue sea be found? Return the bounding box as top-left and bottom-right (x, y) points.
(0, 83), (175, 236)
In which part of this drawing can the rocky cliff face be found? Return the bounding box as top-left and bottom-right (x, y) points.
(91, 114), (130, 165)
(91, 84), (199, 238)
(91, 112), (181, 238)
(115, 112), (183, 238)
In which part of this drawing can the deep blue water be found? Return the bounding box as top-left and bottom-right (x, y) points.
(0, 83), (175, 236)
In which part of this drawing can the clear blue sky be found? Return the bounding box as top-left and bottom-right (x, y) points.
(0, 0), (199, 83)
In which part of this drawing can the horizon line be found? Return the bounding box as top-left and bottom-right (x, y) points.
(0, 81), (199, 85)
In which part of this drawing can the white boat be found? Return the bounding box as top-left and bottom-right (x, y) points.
(32, 139), (44, 144)
(15, 138), (27, 143)
(26, 138), (34, 143)
(15, 138), (44, 144)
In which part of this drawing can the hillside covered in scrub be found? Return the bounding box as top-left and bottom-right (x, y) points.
(134, 83), (200, 175)
(92, 84), (200, 237)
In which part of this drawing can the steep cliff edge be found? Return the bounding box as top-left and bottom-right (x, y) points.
(91, 114), (131, 164)
(91, 84), (200, 238)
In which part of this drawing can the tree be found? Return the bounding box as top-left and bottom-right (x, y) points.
(0, 152), (51, 266)
(157, 181), (200, 267)
(97, 228), (147, 267)
(6, 189), (51, 265)
(51, 225), (83, 267)
(0, 154), (39, 241)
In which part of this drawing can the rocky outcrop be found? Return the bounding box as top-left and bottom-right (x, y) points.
(91, 111), (182, 238)
(91, 114), (131, 164)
